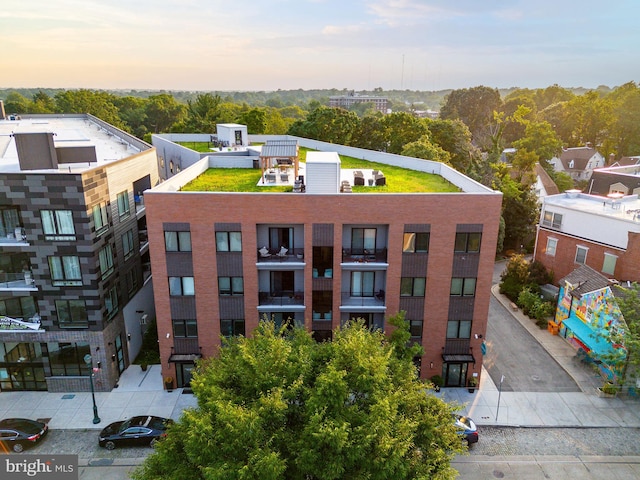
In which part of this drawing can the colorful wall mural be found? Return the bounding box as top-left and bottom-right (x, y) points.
(557, 283), (627, 381)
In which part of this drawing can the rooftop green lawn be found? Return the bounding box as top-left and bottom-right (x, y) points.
(179, 145), (459, 193)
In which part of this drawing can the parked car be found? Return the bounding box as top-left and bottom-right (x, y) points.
(0, 418), (49, 453)
(454, 414), (478, 446)
(98, 415), (173, 450)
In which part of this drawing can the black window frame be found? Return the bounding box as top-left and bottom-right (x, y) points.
(55, 299), (89, 329)
(454, 232), (482, 253)
(400, 277), (426, 297)
(218, 276), (244, 296)
(403, 232), (429, 253)
(172, 318), (198, 338)
(221, 319), (245, 338)
(450, 277), (476, 297)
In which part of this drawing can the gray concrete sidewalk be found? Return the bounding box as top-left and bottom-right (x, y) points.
(0, 364), (197, 430)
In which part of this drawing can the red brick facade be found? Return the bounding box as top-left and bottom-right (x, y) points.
(535, 228), (640, 283)
(146, 191), (502, 386)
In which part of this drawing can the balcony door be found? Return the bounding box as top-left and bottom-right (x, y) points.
(270, 271), (294, 296)
(269, 227), (294, 250)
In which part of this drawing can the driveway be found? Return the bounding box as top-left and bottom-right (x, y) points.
(484, 260), (581, 392)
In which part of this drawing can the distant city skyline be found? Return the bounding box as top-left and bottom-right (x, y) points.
(2, 0), (639, 92)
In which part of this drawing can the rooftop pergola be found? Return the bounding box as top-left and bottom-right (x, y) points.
(259, 139), (299, 183)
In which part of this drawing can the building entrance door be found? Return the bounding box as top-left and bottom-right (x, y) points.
(444, 362), (468, 387)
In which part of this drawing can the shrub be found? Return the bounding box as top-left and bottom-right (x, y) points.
(518, 287), (555, 328)
(500, 254), (531, 302)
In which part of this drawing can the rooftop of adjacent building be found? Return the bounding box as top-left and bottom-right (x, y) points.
(543, 190), (640, 221)
(0, 114), (150, 174)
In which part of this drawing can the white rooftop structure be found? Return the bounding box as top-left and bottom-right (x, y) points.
(541, 191), (640, 249)
(0, 114), (147, 174)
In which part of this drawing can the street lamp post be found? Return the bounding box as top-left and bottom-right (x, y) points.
(84, 354), (101, 424)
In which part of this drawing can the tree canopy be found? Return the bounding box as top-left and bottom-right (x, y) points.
(132, 315), (464, 480)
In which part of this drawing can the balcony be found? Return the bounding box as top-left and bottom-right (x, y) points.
(258, 291), (305, 306)
(139, 229), (149, 255)
(339, 291), (386, 309)
(341, 248), (388, 264)
(0, 271), (37, 291)
(257, 247), (305, 264)
(0, 227), (28, 246)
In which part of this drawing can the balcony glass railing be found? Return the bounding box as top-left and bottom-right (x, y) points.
(341, 248), (387, 263)
(258, 291), (305, 306)
(340, 291), (385, 307)
(0, 271), (35, 289)
(257, 248), (304, 263)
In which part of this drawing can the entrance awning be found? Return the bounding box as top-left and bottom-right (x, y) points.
(442, 354), (475, 363)
(562, 316), (616, 357)
(168, 353), (202, 363)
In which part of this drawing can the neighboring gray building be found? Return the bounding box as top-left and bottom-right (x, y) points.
(0, 114), (159, 392)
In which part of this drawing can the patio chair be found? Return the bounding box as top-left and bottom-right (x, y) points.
(277, 246), (288, 259)
(259, 246), (272, 259)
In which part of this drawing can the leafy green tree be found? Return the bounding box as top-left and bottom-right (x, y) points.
(549, 170), (574, 192)
(54, 89), (123, 127)
(382, 112), (428, 154)
(114, 96), (148, 138)
(288, 106), (360, 145)
(350, 113), (389, 151)
(440, 86), (503, 151)
(512, 121), (563, 172)
(426, 118), (479, 174)
(144, 94), (185, 134)
(499, 254), (531, 301)
(183, 93), (224, 133)
(402, 135), (451, 164)
(31, 90), (56, 113)
(2, 91), (30, 113)
(606, 82), (640, 157)
(237, 107), (267, 134)
(132, 317), (464, 480)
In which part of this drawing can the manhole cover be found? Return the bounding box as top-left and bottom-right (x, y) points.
(493, 470), (505, 478)
(531, 375), (540, 381)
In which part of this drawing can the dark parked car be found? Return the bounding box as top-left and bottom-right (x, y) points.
(98, 415), (173, 450)
(0, 418), (49, 453)
(454, 414), (478, 446)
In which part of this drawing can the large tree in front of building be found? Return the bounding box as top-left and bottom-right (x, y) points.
(132, 315), (464, 480)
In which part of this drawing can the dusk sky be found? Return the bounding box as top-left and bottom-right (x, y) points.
(3, 0), (639, 92)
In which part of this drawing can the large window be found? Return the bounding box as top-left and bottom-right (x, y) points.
(269, 227), (293, 250)
(99, 245), (115, 278)
(117, 191), (130, 218)
(454, 232), (481, 253)
(351, 228), (376, 254)
(218, 277), (244, 296)
(216, 231), (242, 252)
(351, 271), (375, 297)
(49, 256), (82, 286)
(55, 300), (88, 329)
(169, 276), (195, 296)
(41, 210), (75, 240)
(400, 277), (426, 296)
(172, 319), (198, 338)
(450, 278), (476, 297)
(602, 253), (617, 275)
(105, 286), (119, 320)
(125, 268), (138, 297)
(92, 203), (109, 235)
(0, 296), (37, 319)
(575, 246), (588, 264)
(0, 207), (20, 237)
(447, 320), (472, 338)
(542, 211), (563, 229)
(546, 237), (558, 256)
(122, 230), (135, 260)
(48, 342), (91, 376)
(403, 232), (429, 253)
(165, 231), (192, 252)
(221, 319), (245, 338)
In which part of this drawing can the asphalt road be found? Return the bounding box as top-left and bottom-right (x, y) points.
(485, 259), (580, 392)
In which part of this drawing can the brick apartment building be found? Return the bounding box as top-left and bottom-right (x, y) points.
(0, 114), (158, 392)
(145, 138), (502, 389)
(534, 189), (640, 284)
